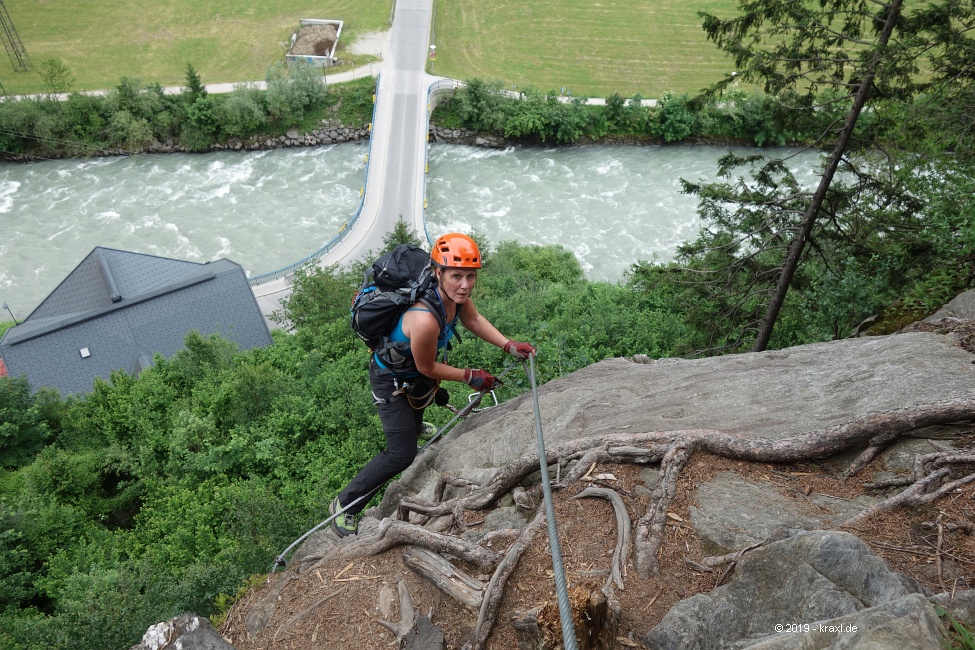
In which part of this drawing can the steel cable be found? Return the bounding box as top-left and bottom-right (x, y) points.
(526, 354), (579, 650)
(269, 485), (382, 574)
(271, 361), (519, 572)
(417, 361), (521, 451)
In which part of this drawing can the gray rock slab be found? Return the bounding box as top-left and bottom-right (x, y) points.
(244, 572), (297, 638)
(643, 530), (929, 650)
(381, 333), (974, 514)
(925, 288), (975, 322)
(129, 613), (237, 650)
(931, 589), (975, 628)
(689, 472), (878, 551)
(289, 530), (338, 570)
(739, 593), (945, 650)
(877, 434), (957, 472)
(482, 505), (530, 532)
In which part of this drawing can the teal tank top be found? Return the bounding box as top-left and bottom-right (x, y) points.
(373, 299), (460, 375)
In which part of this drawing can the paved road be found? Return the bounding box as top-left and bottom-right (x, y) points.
(253, 0), (439, 319)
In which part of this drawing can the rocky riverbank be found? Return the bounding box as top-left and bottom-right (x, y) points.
(192, 120), (371, 153)
(428, 124), (507, 148)
(0, 121), (510, 163)
(0, 118), (755, 163)
(0, 119), (373, 162)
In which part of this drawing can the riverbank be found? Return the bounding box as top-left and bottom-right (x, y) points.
(0, 119), (373, 163)
(2, 72), (810, 163)
(2, 117), (769, 163)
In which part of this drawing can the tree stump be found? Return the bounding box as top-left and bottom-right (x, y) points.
(512, 586), (618, 650)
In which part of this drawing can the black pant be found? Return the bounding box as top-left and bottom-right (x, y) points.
(338, 359), (425, 515)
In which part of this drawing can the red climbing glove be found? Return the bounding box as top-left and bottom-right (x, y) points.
(464, 368), (501, 390)
(503, 340), (536, 359)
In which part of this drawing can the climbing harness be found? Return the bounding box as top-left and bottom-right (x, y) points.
(405, 378), (439, 409)
(525, 354), (579, 650)
(373, 375), (441, 408)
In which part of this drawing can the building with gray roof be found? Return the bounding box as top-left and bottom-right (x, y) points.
(0, 247), (273, 395)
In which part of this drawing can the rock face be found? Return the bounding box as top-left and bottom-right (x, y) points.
(382, 332), (975, 510)
(645, 530), (943, 650)
(689, 471), (878, 550)
(129, 612), (234, 650)
(428, 124), (506, 148)
(926, 288), (975, 322)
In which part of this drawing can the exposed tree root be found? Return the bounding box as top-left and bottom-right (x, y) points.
(571, 486), (631, 594)
(308, 519), (500, 572)
(272, 586), (347, 643)
(847, 449), (975, 525)
(465, 507), (548, 650)
(403, 546), (485, 611)
(403, 397), (974, 578)
(301, 397), (974, 647)
(844, 444), (886, 478)
(637, 443), (695, 576)
(375, 580), (416, 641)
(691, 540), (770, 587)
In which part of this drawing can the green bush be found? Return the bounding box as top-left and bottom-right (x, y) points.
(216, 87), (267, 137)
(62, 93), (108, 145)
(0, 64), (382, 158)
(105, 78), (168, 124)
(106, 110), (153, 150)
(0, 378), (59, 469)
(651, 92), (695, 142)
(264, 60), (328, 125)
(186, 95), (219, 138)
(0, 99), (42, 152)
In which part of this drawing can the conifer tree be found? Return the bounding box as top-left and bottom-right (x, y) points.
(686, 0), (974, 351)
(182, 63), (207, 103)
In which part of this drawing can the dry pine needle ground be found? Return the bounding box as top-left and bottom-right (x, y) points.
(221, 448), (975, 649)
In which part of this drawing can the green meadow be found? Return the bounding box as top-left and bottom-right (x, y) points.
(431, 0), (739, 98)
(1, 0), (736, 98)
(0, 0), (393, 95)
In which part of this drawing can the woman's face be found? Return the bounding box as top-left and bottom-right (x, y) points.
(438, 267), (478, 304)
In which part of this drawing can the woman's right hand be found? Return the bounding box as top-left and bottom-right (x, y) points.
(464, 368), (501, 390)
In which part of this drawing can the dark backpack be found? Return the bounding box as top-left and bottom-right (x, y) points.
(350, 244), (447, 368)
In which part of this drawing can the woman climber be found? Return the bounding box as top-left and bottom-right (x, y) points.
(330, 232), (536, 536)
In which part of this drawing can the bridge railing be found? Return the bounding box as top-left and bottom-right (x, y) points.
(421, 77), (465, 246)
(248, 74), (382, 286)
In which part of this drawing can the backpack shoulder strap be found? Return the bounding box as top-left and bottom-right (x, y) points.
(416, 292), (447, 332)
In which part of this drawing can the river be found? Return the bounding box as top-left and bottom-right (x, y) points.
(0, 143), (821, 318)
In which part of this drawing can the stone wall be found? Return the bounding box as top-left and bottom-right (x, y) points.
(155, 120), (372, 154)
(428, 124), (506, 148)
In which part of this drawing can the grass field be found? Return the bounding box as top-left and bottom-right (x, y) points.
(1, 0), (737, 98)
(0, 0), (393, 95)
(430, 0), (739, 98)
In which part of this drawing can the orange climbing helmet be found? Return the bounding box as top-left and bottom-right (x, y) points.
(431, 233), (482, 268)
